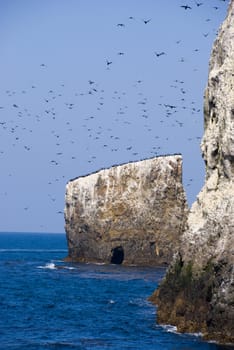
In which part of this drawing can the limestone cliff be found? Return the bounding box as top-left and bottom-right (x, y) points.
(150, 1), (234, 344)
(64, 155), (188, 266)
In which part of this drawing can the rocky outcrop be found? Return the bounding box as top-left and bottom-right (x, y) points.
(64, 155), (188, 266)
(150, 1), (234, 344)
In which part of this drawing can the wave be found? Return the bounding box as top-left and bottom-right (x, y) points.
(61, 265), (76, 270)
(161, 324), (178, 334)
(37, 262), (76, 270)
(37, 262), (57, 269)
(186, 331), (203, 338)
(161, 324), (203, 338)
(85, 261), (107, 265)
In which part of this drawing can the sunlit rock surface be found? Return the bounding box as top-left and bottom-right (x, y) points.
(150, 1), (234, 344)
(64, 155), (188, 266)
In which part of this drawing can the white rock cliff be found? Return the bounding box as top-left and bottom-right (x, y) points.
(64, 155), (188, 265)
(151, 0), (234, 343)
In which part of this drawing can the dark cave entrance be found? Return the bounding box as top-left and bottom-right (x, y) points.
(110, 246), (124, 264)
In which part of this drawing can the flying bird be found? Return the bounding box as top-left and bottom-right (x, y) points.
(180, 5), (192, 9)
(194, 1), (203, 6)
(154, 51), (166, 57)
(164, 104), (177, 109)
(142, 19), (151, 24)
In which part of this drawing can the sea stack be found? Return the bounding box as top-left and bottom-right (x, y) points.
(64, 155), (188, 265)
(150, 1), (234, 343)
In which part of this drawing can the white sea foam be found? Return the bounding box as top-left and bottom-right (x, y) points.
(37, 262), (56, 270)
(63, 266), (76, 270)
(85, 262), (106, 266)
(161, 324), (178, 334)
(161, 324), (203, 338)
(187, 332), (203, 338)
(37, 262), (77, 270)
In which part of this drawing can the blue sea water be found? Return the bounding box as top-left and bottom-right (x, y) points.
(0, 233), (233, 350)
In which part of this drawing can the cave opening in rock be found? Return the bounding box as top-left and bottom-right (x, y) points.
(110, 246), (124, 264)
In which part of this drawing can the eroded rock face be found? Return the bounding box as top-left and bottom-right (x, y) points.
(64, 155), (188, 266)
(151, 1), (234, 344)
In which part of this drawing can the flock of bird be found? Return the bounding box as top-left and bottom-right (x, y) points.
(0, 0), (228, 231)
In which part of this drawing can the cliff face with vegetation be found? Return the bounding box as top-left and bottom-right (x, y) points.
(150, 1), (234, 344)
(64, 155), (188, 266)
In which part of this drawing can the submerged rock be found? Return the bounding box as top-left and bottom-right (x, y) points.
(150, 1), (234, 344)
(64, 155), (188, 266)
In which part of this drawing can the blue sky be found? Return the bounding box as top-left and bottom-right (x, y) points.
(0, 0), (229, 233)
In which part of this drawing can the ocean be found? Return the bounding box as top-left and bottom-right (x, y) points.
(0, 232), (233, 350)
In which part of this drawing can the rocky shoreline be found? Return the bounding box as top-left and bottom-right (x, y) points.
(150, 0), (234, 344)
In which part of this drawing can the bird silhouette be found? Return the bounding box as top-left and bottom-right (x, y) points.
(194, 1), (203, 6)
(180, 5), (192, 9)
(142, 19), (151, 24)
(154, 51), (166, 57)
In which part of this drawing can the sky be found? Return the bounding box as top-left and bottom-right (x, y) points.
(0, 0), (229, 233)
